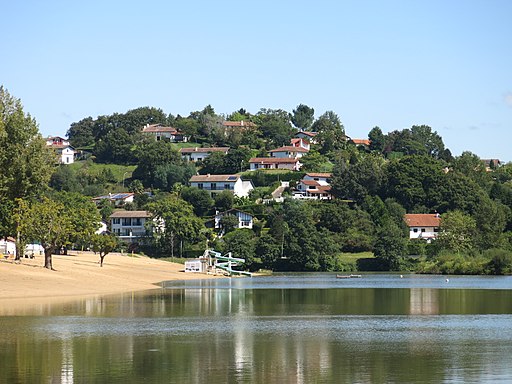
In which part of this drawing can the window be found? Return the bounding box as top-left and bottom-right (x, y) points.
(224, 184), (231, 190)
(211, 183), (217, 190)
(421, 228), (426, 232)
(197, 183), (203, 189)
(113, 218), (120, 225)
(133, 218), (142, 226)
(122, 218), (131, 226)
(434, 228), (439, 232)
(241, 221), (250, 227)
(413, 228), (418, 233)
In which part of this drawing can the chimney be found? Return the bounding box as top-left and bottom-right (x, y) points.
(241, 120), (244, 126)
(194, 147), (198, 151)
(207, 174), (210, 178)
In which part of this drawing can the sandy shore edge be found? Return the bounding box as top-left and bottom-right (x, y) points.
(0, 251), (218, 312)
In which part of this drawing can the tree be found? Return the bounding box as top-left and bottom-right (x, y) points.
(221, 229), (256, 269)
(66, 116), (95, 147)
(311, 111), (346, 155)
(218, 214), (240, 234)
(373, 220), (408, 271)
(181, 187), (214, 216)
(254, 109), (294, 148)
(18, 197), (73, 269)
(291, 104), (315, 130)
(0, 86), (55, 259)
(368, 126), (385, 153)
(214, 190), (234, 211)
(147, 196), (205, 257)
(437, 210), (476, 254)
(91, 233), (119, 267)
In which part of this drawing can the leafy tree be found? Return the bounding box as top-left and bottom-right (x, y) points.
(291, 104), (315, 130)
(368, 126), (385, 153)
(219, 214), (240, 234)
(299, 150), (332, 172)
(0, 86), (55, 258)
(373, 220), (408, 270)
(91, 233), (119, 267)
(67, 116), (95, 147)
(18, 197), (73, 269)
(133, 140), (182, 186)
(256, 234), (282, 270)
(94, 128), (135, 164)
(128, 179), (145, 194)
(147, 196), (205, 257)
(437, 210), (477, 253)
(214, 190), (234, 211)
(153, 163), (196, 191)
(311, 111), (346, 155)
(254, 109), (294, 148)
(223, 147), (252, 173)
(181, 187), (214, 216)
(221, 229), (256, 269)
(199, 151), (226, 174)
(451, 151), (490, 188)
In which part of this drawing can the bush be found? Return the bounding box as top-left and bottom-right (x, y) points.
(484, 248), (512, 275)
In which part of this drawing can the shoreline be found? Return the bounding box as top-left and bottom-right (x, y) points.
(0, 251), (219, 314)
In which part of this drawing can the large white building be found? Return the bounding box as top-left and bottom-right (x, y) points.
(110, 210), (152, 243)
(404, 214), (441, 241)
(179, 147), (230, 162)
(46, 136), (75, 164)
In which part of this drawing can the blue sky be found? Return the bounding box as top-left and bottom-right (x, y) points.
(3, 0), (511, 160)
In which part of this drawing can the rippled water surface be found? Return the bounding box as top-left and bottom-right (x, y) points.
(1, 273), (512, 383)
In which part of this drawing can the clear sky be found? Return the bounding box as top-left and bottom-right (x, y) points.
(3, 0), (511, 160)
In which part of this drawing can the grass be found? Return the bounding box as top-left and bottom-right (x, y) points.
(337, 252), (374, 263)
(69, 161), (136, 182)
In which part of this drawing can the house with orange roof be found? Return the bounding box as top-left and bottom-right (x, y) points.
(142, 124), (188, 142)
(294, 173), (332, 200)
(290, 137), (310, 151)
(249, 157), (302, 171)
(404, 213), (441, 241)
(295, 131), (318, 144)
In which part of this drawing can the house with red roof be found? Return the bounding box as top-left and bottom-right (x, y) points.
(295, 131), (318, 144)
(142, 124), (188, 142)
(404, 213), (441, 241)
(189, 174), (254, 198)
(249, 157), (302, 171)
(290, 137), (310, 151)
(46, 136), (75, 164)
(294, 173), (332, 200)
(269, 145), (309, 159)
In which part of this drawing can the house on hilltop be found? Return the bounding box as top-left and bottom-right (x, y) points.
(142, 124), (188, 142)
(46, 136), (75, 164)
(294, 173), (332, 200)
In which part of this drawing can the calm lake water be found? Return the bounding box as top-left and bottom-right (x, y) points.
(1, 273), (512, 383)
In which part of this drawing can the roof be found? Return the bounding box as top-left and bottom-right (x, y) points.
(404, 214), (441, 228)
(142, 124), (180, 133)
(190, 174), (241, 182)
(179, 147), (230, 154)
(110, 210), (151, 218)
(222, 120), (257, 127)
(268, 146), (309, 153)
(249, 157), (300, 164)
(94, 192), (134, 201)
(50, 144), (75, 149)
(291, 137), (309, 144)
(215, 208), (253, 217)
(351, 138), (371, 146)
(305, 173), (331, 178)
(295, 131), (318, 138)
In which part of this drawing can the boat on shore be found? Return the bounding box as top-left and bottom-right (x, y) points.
(336, 274), (362, 279)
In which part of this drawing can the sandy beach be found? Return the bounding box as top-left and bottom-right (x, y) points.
(0, 251), (216, 313)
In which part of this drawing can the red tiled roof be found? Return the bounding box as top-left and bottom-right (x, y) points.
(351, 138), (370, 146)
(295, 131), (318, 138)
(404, 214), (441, 227)
(179, 147), (230, 154)
(305, 173), (331, 178)
(110, 210), (151, 218)
(249, 157), (300, 164)
(142, 124), (180, 133)
(268, 146), (309, 153)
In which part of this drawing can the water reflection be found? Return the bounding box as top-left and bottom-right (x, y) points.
(1, 274), (512, 383)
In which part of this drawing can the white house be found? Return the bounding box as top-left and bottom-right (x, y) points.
(295, 173), (332, 200)
(404, 214), (441, 241)
(93, 193), (134, 207)
(110, 210), (152, 243)
(189, 174), (254, 198)
(46, 136), (75, 164)
(249, 157), (302, 171)
(0, 237), (16, 257)
(179, 147), (230, 162)
(214, 209), (254, 230)
(290, 138), (311, 151)
(142, 124), (188, 142)
(268, 146), (309, 158)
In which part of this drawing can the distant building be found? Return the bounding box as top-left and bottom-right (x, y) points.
(295, 173), (332, 200)
(110, 210), (152, 243)
(179, 147), (230, 162)
(249, 157), (302, 171)
(93, 192), (134, 207)
(482, 159), (502, 171)
(404, 213), (441, 241)
(214, 209), (254, 230)
(189, 174), (254, 198)
(142, 124), (188, 142)
(294, 131), (318, 144)
(268, 146), (309, 158)
(46, 136), (75, 164)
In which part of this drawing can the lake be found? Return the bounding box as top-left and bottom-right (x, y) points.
(1, 273), (512, 383)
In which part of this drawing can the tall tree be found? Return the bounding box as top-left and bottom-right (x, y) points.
(291, 104), (315, 131)
(311, 111), (346, 155)
(254, 109), (294, 148)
